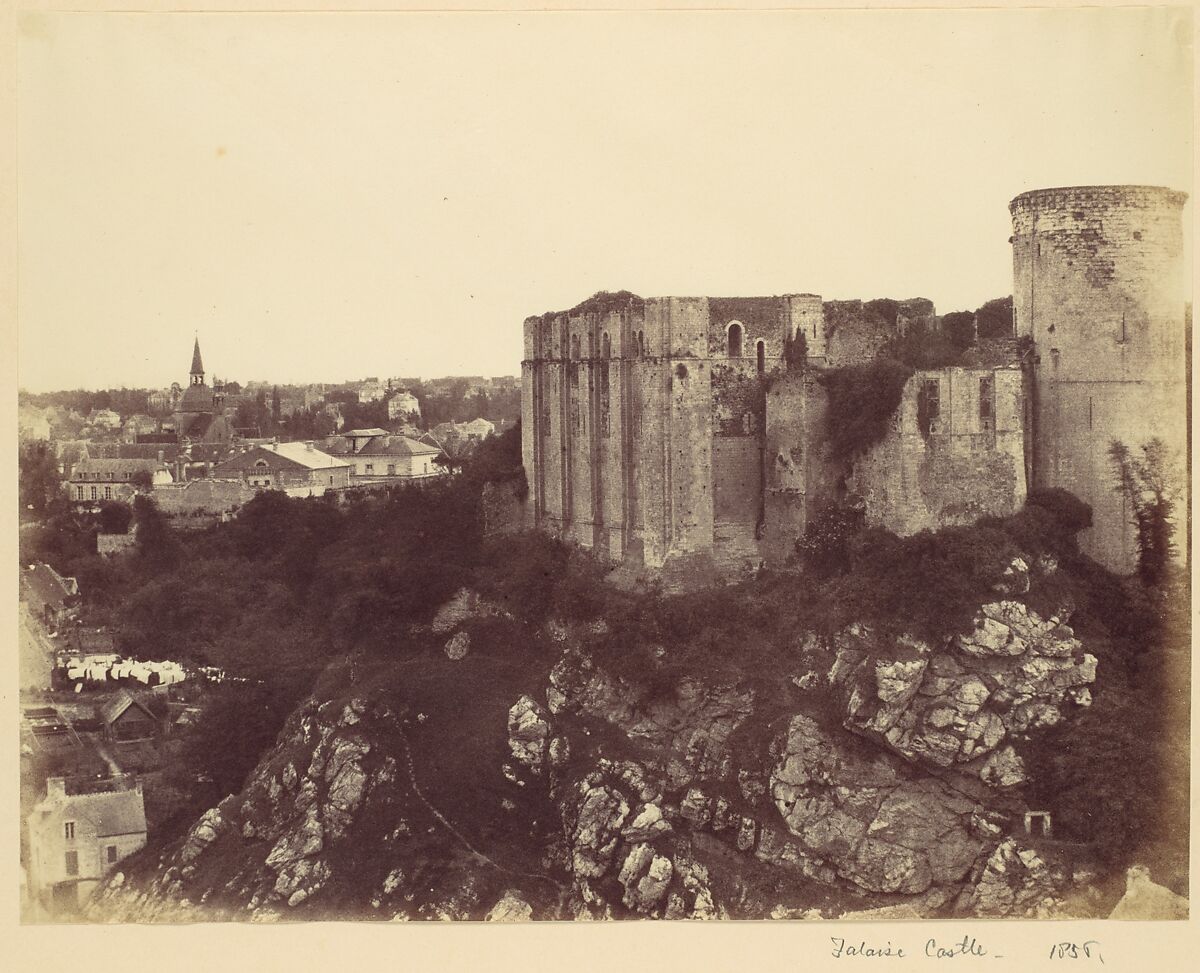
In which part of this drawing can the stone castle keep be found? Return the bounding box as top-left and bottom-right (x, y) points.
(521, 186), (1189, 576)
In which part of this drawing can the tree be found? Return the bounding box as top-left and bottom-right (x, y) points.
(97, 500), (134, 535)
(130, 468), (155, 492)
(1108, 438), (1181, 585)
(132, 494), (181, 570)
(18, 440), (63, 516)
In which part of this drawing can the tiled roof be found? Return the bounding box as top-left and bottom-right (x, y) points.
(21, 564), (78, 613)
(351, 435), (440, 457)
(60, 788), (147, 838)
(343, 428), (390, 437)
(73, 458), (166, 476)
(99, 691), (159, 726)
(213, 442), (349, 474)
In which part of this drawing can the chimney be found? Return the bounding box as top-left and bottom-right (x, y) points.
(46, 777), (66, 798)
(306, 441), (315, 451)
(158, 449), (164, 464)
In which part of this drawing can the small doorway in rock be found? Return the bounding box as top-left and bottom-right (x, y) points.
(1024, 810), (1053, 838)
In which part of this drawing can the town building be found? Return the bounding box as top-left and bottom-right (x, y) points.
(26, 777), (147, 913)
(100, 693), (164, 743)
(18, 407), (52, 442)
(168, 338), (235, 444)
(387, 391), (421, 421)
(120, 414), (159, 442)
(20, 563), (81, 629)
(325, 429), (442, 479)
(357, 378), (386, 403)
(210, 441), (352, 495)
(520, 185), (1189, 577)
(69, 457), (174, 503)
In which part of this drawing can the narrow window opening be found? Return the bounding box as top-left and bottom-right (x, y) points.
(756, 340), (765, 375)
(727, 322), (743, 358)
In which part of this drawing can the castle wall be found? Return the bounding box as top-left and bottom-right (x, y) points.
(762, 371), (837, 566)
(1011, 185), (1189, 572)
(848, 367), (1027, 535)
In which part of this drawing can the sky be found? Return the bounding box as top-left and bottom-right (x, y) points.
(16, 6), (1193, 392)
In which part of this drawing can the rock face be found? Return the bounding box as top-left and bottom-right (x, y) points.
(507, 696), (550, 772)
(444, 631), (471, 661)
(769, 715), (983, 895)
(86, 575), (1100, 922)
(827, 601), (1096, 785)
(1107, 866), (1189, 920)
(87, 695), (412, 921)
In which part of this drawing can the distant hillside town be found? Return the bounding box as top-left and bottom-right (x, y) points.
(18, 338), (520, 530)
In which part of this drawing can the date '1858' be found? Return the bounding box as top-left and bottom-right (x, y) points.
(1049, 941), (1104, 964)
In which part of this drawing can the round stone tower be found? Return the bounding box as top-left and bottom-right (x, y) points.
(1010, 185), (1189, 573)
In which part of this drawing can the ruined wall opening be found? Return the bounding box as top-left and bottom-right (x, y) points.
(727, 321), (743, 358)
(918, 377), (941, 437)
(602, 332), (611, 358)
(756, 340), (765, 375)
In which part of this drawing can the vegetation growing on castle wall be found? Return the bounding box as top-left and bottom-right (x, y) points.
(817, 358), (914, 463)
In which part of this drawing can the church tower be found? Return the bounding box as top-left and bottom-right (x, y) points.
(190, 336), (205, 387)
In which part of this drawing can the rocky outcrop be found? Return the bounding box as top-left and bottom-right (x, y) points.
(768, 715), (984, 896)
(1108, 865), (1189, 920)
(88, 695), (413, 920)
(826, 600), (1096, 786)
(87, 564), (1103, 922)
(507, 695), (550, 773)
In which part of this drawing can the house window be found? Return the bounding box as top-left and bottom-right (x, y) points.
(90, 487), (98, 500)
(254, 460), (269, 469)
(727, 322), (743, 358)
(65, 851), (79, 876)
(106, 845), (118, 864)
(76, 487), (84, 500)
(64, 822), (75, 840)
(365, 464), (374, 475)
(329, 476), (334, 486)
(387, 464), (396, 476)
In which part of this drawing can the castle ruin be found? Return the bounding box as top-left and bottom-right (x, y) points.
(520, 186), (1188, 577)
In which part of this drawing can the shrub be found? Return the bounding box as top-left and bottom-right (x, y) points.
(1027, 487), (1093, 535)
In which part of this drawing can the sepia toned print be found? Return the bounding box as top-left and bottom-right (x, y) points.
(17, 8), (1190, 925)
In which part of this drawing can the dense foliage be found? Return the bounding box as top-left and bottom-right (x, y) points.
(1108, 438), (1182, 586)
(818, 358), (914, 463)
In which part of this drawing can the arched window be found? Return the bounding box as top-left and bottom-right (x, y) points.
(727, 322), (743, 358)
(602, 332), (611, 358)
(756, 340), (765, 375)
(254, 459), (269, 469)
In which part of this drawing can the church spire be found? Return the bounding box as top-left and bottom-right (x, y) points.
(190, 335), (205, 386)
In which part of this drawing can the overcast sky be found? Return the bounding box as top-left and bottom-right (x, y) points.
(17, 6), (1192, 392)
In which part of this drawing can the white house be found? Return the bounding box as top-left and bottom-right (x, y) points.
(26, 777), (147, 913)
(326, 429), (442, 479)
(387, 392), (421, 421)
